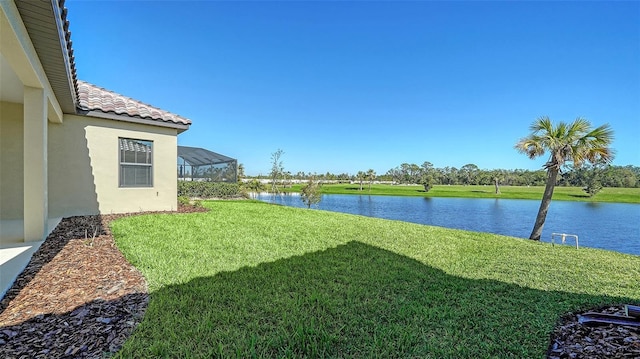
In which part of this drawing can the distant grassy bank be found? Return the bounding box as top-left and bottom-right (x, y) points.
(112, 201), (640, 358)
(278, 184), (640, 203)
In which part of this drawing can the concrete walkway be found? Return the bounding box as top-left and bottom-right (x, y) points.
(0, 218), (61, 299)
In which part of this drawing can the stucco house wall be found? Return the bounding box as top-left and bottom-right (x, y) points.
(0, 101), (24, 219)
(1, 103), (180, 219)
(1, 0), (191, 237)
(0, 0), (192, 299)
(48, 115), (179, 216)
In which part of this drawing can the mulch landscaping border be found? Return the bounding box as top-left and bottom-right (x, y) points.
(0, 205), (206, 358)
(547, 305), (640, 358)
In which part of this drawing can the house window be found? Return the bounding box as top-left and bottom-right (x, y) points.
(119, 138), (153, 187)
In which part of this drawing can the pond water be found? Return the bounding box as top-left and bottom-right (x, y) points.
(255, 193), (640, 256)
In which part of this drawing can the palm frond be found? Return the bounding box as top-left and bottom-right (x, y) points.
(517, 117), (615, 169)
(566, 117), (591, 139)
(514, 138), (545, 159)
(555, 121), (568, 141)
(529, 116), (552, 133)
(585, 123), (615, 143)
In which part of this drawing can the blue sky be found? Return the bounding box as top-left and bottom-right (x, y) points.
(67, 1), (639, 176)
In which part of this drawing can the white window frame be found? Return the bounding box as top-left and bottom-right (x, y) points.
(119, 138), (153, 187)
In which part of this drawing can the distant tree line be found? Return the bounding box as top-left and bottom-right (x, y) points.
(383, 162), (640, 188)
(247, 163), (640, 188)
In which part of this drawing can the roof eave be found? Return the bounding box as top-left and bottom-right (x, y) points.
(14, 0), (78, 113)
(78, 109), (191, 133)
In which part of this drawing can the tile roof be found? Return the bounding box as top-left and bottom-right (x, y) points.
(77, 80), (192, 126)
(16, 2), (191, 129)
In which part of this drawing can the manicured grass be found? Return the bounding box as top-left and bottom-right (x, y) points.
(112, 201), (640, 358)
(281, 184), (640, 203)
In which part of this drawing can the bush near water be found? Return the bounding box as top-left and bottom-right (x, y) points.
(177, 181), (242, 199)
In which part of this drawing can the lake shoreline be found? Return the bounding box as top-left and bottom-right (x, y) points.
(256, 193), (640, 256)
(271, 184), (640, 204)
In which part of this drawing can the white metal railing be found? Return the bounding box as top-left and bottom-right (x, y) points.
(551, 233), (579, 249)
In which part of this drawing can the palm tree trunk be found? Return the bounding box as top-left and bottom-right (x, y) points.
(529, 168), (559, 240)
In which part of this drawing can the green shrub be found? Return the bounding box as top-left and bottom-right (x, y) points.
(241, 179), (266, 199)
(177, 195), (191, 206)
(584, 180), (603, 197)
(301, 178), (322, 208)
(177, 181), (241, 199)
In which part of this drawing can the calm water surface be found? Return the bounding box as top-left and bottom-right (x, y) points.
(256, 193), (640, 256)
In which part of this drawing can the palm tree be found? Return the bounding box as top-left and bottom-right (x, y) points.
(356, 171), (366, 191)
(366, 169), (376, 192)
(236, 163), (245, 184)
(515, 116), (614, 240)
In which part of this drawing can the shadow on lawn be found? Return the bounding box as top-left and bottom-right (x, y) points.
(344, 187), (366, 191)
(569, 194), (591, 199)
(116, 242), (637, 358)
(5, 242), (636, 358)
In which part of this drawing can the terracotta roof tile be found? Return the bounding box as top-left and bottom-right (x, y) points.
(77, 80), (192, 126)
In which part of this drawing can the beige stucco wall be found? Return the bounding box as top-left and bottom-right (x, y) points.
(2, 102), (180, 220)
(0, 101), (24, 219)
(48, 114), (179, 217)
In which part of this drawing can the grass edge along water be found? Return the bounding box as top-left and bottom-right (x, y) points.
(277, 184), (640, 204)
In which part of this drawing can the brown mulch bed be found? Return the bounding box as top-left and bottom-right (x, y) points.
(1, 203), (638, 358)
(0, 204), (206, 358)
(547, 305), (640, 358)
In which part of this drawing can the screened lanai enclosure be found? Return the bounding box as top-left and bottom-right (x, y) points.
(177, 146), (237, 182)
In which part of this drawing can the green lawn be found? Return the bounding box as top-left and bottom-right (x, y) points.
(280, 184), (640, 203)
(112, 201), (640, 358)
